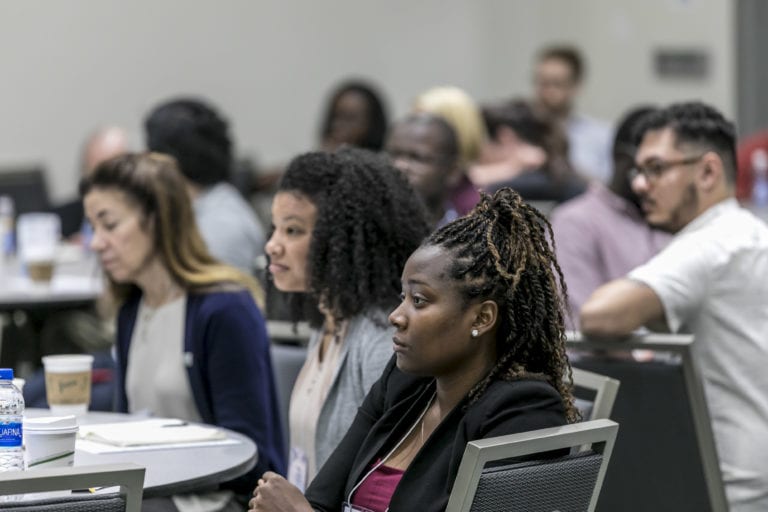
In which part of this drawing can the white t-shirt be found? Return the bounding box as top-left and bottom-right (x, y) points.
(629, 198), (768, 511)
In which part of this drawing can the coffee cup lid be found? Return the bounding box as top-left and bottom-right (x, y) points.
(41, 354), (94, 372)
(24, 415), (78, 432)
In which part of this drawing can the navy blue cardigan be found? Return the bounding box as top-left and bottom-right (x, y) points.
(115, 288), (286, 493)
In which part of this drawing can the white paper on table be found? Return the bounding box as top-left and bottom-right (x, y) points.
(50, 275), (103, 293)
(78, 419), (228, 448)
(76, 437), (239, 454)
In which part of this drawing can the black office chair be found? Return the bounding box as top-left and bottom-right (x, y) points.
(567, 332), (728, 512)
(0, 167), (51, 215)
(269, 339), (309, 460)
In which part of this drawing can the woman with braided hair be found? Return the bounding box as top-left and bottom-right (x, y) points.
(251, 187), (575, 512)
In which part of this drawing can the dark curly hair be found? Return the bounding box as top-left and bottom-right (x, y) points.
(319, 80), (389, 151)
(279, 147), (429, 326)
(425, 187), (579, 422)
(633, 101), (737, 183)
(144, 97), (232, 187)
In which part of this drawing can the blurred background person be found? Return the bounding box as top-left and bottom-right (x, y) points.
(473, 99), (587, 205)
(413, 85), (484, 215)
(319, 79), (389, 152)
(145, 97), (266, 274)
(52, 125), (130, 241)
(83, 152), (284, 512)
(385, 113), (462, 228)
(533, 44), (613, 183)
(550, 106), (671, 324)
(266, 148), (430, 490)
(253, 78), (389, 196)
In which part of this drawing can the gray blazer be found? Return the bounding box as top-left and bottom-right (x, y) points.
(311, 308), (394, 473)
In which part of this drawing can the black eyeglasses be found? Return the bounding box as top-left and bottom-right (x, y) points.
(629, 154), (705, 182)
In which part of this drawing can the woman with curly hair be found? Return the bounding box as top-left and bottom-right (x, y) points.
(251, 187), (577, 512)
(265, 147), (430, 490)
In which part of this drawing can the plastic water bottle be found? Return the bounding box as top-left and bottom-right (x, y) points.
(751, 148), (768, 208)
(0, 369), (24, 472)
(0, 196), (14, 262)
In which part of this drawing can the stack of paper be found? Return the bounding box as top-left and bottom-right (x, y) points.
(78, 419), (226, 447)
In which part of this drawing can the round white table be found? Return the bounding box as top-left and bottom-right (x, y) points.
(27, 409), (258, 498)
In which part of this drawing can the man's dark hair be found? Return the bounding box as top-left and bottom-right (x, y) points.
(633, 101), (737, 183)
(319, 80), (388, 151)
(610, 106), (657, 206)
(538, 45), (584, 83)
(482, 99), (572, 181)
(278, 147), (429, 326)
(144, 98), (232, 187)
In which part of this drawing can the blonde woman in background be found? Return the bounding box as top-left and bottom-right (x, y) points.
(413, 86), (485, 214)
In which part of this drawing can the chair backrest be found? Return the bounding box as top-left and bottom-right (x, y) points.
(0, 463), (144, 512)
(270, 341), (309, 459)
(267, 321), (312, 345)
(571, 367), (620, 421)
(0, 167), (50, 215)
(567, 332), (728, 512)
(446, 419), (619, 512)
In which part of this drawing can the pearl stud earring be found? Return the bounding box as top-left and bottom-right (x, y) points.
(471, 329), (479, 338)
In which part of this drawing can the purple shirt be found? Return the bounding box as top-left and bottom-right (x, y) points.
(449, 174), (481, 216)
(550, 184), (671, 326)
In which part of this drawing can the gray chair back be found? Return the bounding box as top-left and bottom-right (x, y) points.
(0, 463), (144, 512)
(572, 367), (620, 420)
(269, 341), (309, 459)
(447, 419), (619, 512)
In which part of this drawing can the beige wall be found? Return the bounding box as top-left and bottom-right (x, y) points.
(0, 0), (734, 201)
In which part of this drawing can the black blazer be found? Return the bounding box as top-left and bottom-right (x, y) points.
(306, 356), (567, 511)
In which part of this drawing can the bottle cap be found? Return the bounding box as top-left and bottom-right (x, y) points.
(0, 368), (13, 380)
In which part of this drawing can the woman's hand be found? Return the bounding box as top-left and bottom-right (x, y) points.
(248, 472), (314, 512)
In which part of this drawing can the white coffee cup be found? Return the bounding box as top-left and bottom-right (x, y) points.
(16, 213), (61, 284)
(23, 415), (78, 470)
(41, 355), (94, 416)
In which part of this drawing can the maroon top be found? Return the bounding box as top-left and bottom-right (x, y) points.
(351, 459), (405, 512)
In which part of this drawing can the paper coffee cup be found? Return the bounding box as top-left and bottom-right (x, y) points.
(42, 355), (94, 416)
(16, 213), (61, 284)
(23, 415), (78, 469)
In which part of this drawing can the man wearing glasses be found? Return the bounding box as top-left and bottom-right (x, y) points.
(581, 101), (768, 511)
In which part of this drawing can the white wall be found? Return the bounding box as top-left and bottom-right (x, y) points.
(0, 0), (734, 201)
